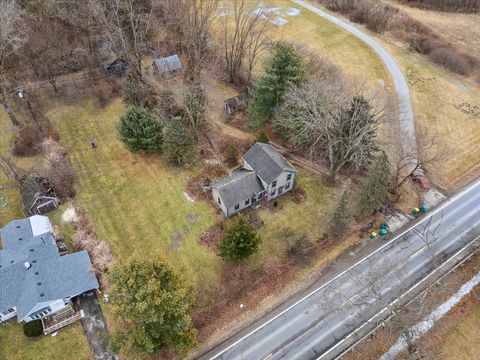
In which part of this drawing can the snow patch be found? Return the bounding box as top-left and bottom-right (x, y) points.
(61, 207), (78, 223)
(183, 192), (194, 203)
(379, 271), (480, 360)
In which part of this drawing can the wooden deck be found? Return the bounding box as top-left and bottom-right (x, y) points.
(41, 304), (81, 335)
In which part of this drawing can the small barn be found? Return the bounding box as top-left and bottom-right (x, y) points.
(152, 54), (182, 77)
(20, 175), (60, 216)
(224, 94), (247, 116)
(105, 58), (129, 76)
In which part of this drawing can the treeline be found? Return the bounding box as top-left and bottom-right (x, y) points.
(322, 0), (480, 79)
(395, 0), (480, 13)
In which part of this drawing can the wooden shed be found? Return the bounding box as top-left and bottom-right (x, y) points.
(224, 94), (247, 116)
(152, 54), (182, 77)
(21, 175), (60, 216)
(105, 58), (129, 76)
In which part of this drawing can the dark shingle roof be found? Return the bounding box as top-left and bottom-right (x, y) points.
(243, 143), (296, 184)
(212, 170), (265, 209)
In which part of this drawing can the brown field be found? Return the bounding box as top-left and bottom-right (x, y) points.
(387, 0), (480, 58)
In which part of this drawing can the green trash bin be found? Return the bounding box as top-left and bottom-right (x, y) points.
(379, 228), (387, 236)
(420, 204), (429, 213)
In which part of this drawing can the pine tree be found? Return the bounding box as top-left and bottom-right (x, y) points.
(329, 181), (352, 239)
(117, 107), (163, 153)
(249, 41), (304, 129)
(108, 259), (197, 357)
(358, 152), (391, 217)
(218, 217), (261, 262)
(162, 117), (194, 165)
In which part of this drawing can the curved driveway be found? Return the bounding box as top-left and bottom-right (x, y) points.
(291, 0), (417, 166)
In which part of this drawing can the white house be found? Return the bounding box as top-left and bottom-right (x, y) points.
(212, 143), (297, 217)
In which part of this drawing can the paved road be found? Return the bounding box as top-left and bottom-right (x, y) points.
(291, 0), (417, 171)
(205, 179), (480, 360)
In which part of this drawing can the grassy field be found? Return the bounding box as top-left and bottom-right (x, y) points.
(442, 305), (480, 360)
(0, 322), (91, 360)
(273, 0), (480, 191)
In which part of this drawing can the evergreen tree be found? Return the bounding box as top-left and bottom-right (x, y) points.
(123, 71), (158, 110)
(256, 131), (269, 143)
(162, 117), (194, 165)
(108, 259), (197, 357)
(117, 107), (163, 153)
(329, 181), (352, 239)
(358, 152), (391, 217)
(249, 41), (304, 129)
(218, 217), (261, 262)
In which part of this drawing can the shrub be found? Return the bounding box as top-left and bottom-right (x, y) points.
(256, 131), (269, 143)
(117, 107), (163, 153)
(428, 48), (473, 76)
(223, 144), (239, 167)
(23, 320), (43, 337)
(40, 138), (76, 199)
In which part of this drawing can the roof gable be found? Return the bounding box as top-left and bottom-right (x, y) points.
(243, 143), (296, 184)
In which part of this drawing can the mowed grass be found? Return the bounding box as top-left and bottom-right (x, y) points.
(0, 322), (91, 360)
(42, 97), (220, 288)
(442, 305), (480, 360)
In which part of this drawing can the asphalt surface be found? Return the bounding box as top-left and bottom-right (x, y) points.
(291, 0), (417, 171)
(206, 179), (480, 360)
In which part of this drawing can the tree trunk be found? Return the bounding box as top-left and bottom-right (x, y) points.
(2, 101), (20, 126)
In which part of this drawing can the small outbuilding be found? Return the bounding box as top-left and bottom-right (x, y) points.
(224, 94), (247, 116)
(20, 175), (60, 216)
(152, 54), (182, 77)
(105, 58), (129, 76)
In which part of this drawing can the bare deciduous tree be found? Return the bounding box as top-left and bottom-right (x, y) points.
(0, 154), (23, 186)
(162, 0), (218, 86)
(275, 76), (388, 181)
(0, 0), (28, 126)
(220, 0), (271, 84)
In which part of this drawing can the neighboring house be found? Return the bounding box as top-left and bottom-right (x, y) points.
(21, 174), (60, 216)
(212, 143), (297, 217)
(224, 94), (247, 116)
(105, 58), (129, 76)
(152, 54), (181, 77)
(0, 215), (98, 334)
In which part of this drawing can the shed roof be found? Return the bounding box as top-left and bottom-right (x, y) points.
(153, 54), (181, 74)
(243, 143), (296, 184)
(212, 170), (265, 209)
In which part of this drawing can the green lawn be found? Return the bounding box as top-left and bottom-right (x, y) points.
(0, 322), (91, 360)
(42, 97), (220, 289)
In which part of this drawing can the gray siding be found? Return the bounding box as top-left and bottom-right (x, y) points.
(266, 171), (295, 200)
(212, 188), (228, 217)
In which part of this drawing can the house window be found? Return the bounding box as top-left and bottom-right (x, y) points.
(271, 189), (276, 196)
(217, 197), (221, 205)
(272, 180), (277, 188)
(285, 182), (290, 189)
(287, 174), (292, 181)
(245, 199), (250, 206)
(235, 204), (240, 210)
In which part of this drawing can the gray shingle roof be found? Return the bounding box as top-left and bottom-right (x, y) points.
(153, 54), (181, 74)
(243, 143), (296, 184)
(0, 217), (99, 321)
(16, 251), (98, 321)
(212, 169), (265, 209)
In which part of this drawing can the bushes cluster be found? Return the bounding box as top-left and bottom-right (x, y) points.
(23, 320), (43, 337)
(72, 204), (113, 289)
(322, 0), (478, 77)
(395, 0), (480, 13)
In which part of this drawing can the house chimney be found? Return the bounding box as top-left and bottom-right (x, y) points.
(24, 262), (31, 269)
